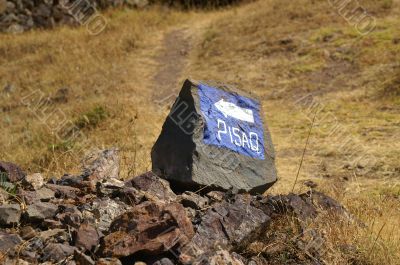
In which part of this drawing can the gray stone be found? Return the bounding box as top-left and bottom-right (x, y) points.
(0, 204), (21, 225)
(0, 231), (22, 253)
(6, 23), (24, 34)
(74, 250), (95, 265)
(26, 201), (58, 221)
(151, 79), (277, 194)
(36, 186), (55, 201)
(42, 243), (75, 262)
(22, 173), (44, 190)
(96, 258), (122, 265)
(39, 228), (67, 241)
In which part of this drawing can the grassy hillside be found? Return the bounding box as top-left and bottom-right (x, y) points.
(0, 0), (399, 264)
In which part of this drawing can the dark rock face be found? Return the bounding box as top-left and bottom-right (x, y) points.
(180, 194), (270, 263)
(0, 204), (21, 225)
(151, 79), (277, 194)
(100, 201), (194, 257)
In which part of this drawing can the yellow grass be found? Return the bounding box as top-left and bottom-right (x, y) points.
(0, 0), (399, 263)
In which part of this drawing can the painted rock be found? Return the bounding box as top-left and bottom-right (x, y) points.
(151, 79), (277, 194)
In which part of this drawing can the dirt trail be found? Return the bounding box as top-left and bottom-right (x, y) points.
(151, 27), (192, 106)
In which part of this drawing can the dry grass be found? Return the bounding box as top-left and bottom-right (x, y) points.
(0, 0), (399, 264)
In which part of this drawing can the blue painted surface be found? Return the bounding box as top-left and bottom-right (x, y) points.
(198, 83), (265, 160)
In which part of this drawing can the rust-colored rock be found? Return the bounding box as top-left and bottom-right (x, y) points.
(127, 171), (177, 203)
(100, 201), (194, 258)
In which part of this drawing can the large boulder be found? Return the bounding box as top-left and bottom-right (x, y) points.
(151, 79), (277, 194)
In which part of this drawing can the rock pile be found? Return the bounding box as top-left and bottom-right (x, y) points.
(0, 149), (351, 264)
(0, 0), (148, 33)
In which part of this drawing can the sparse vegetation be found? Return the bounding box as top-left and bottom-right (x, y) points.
(75, 105), (108, 130)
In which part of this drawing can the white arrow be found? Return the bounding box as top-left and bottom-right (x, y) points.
(214, 99), (254, 123)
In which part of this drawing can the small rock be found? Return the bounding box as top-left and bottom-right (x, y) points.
(42, 219), (63, 229)
(0, 161), (26, 182)
(91, 198), (130, 232)
(56, 205), (82, 228)
(52, 87), (69, 103)
(46, 184), (80, 199)
(96, 258), (122, 265)
(96, 178), (125, 196)
(20, 226), (37, 240)
(36, 186), (56, 201)
(74, 223), (99, 251)
(181, 195), (269, 262)
(74, 249), (95, 265)
(205, 191), (225, 202)
(81, 148), (119, 180)
(26, 201), (58, 221)
(268, 193), (317, 222)
(0, 204), (21, 226)
(179, 191), (208, 210)
(248, 256), (269, 265)
(39, 228), (67, 242)
(23, 173), (44, 190)
(42, 243), (75, 262)
(134, 262), (146, 265)
(128, 171), (177, 203)
(192, 250), (246, 265)
(0, 231), (22, 253)
(116, 187), (144, 206)
(152, 258), (174, 265)
(303, 180), (317, 189)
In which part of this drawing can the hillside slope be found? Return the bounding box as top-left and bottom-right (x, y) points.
(0, 0), (399, 264)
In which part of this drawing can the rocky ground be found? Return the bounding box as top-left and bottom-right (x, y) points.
(0, 148), (353, 265)
(0, 0), (148, 33)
